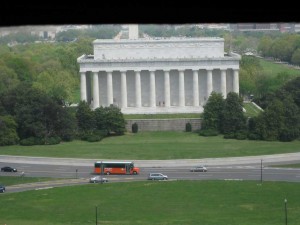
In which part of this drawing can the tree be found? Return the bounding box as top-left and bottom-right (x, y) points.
(0, 115), (19, 146)
(202, 92), (224, 132)
(94, 105), (126, 135)
(279, 96), (300, 141)
(281, 76), (300, 108)
(76, 101), (96, 133)
(291, 48), (300, 66)
(1, 83), (73, 143)
(258, 35), (273, 57)
(54, 107), (77, 141)
(239, 55), (262, 96)
(221, 92), (246, 134)
(256, 99), (285, 141)
(0, 64), (20, 95)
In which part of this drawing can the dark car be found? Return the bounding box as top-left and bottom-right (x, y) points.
(1, 166), (17, 172)
(0, 184), (5, 193)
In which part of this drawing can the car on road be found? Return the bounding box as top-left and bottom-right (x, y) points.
(1, 166), (17, 172)
(147, 173), (168, 180)
(89, 176), (108, 183)
(0, 184), (5, 193)
(190, 166), (207, 172)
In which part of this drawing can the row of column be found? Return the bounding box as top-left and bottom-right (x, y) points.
(81, 69), (239, 109)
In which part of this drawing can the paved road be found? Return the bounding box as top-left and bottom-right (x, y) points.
(1, 152), (300, 167)
(1, 153), (300, 193)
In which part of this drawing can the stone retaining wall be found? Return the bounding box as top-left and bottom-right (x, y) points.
(125, 118), (202, 132)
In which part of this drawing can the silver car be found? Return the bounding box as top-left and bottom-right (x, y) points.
(147, 173), (168, 180)
(190, 166), (207, 172)
(89, 176), (108, 183)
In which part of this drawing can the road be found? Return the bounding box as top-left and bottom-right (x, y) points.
(1, 153), (300, 193)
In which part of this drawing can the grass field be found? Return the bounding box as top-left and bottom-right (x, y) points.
(259, 58), (300, 78)
(0, 132), (299, 160)
(0, 180), (299, 225)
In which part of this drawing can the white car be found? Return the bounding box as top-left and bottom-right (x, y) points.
(89, 176), (108, 183)
(190, 166), (207, 172)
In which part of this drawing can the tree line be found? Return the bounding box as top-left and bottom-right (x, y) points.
(201, 77), (300, 142)
(258, 33), (300, 65)
(0, 83), (126, 146)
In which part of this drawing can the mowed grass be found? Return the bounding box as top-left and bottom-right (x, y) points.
(0, 132), (299, 159)
(259, 58), (300, 78)
(0, 180), (299, 225)
(243, 102), (262, 117)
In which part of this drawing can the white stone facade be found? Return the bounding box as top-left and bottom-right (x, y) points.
(77, 37), (240, 114)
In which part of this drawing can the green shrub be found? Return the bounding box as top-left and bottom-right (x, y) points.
(223, 133), (236, 139)
(199, 129), (218, 136)
(45, 136), (61, 145)
(235, 131), (248, 140)
(185, 122), (192, 132)
(279, 128), (300, 142)
(20, 137), (36, 146)
(248, 132), (261, 140)
(86, 135), (103, 142)
(132, 122), (138, 133)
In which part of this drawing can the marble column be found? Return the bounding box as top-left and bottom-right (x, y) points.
(135, 71), (142, 107)
(164, 70), (170, 107)
(107, 71), (113, 106)
(233, 69), (239, 94)
(150, 71), (156, 107)
(192, 70), (199, 106)
(206, 69), (213, 99)
(92, 72), (99, 108)
(121, 71), (127, 108)
(178, 70), (185, 107)
(80, 72), (87, 101)
(221, 69), (227, 98)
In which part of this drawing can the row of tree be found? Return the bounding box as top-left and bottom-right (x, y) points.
(258, 34), (300, 65)
(0, 83), (126, 146)
(201, 77), (300, 142)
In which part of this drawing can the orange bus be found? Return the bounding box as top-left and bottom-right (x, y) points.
(94, 161), (140, 175)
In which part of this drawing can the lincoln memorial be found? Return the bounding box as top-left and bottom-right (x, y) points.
(77, 28), (240, 114)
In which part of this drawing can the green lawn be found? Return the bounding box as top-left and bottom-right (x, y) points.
(0, 180), (299, 225)
(259, 58), (300, 78)
(0, 132), (299, 160)
(243, 102), (262, 117)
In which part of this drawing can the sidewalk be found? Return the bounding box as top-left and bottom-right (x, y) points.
(1, 152), (300, 168)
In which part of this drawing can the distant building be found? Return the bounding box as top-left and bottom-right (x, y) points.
(0, 26), (64, 39)
(77, 25), (240, 114)
(230, 23), (280, 32)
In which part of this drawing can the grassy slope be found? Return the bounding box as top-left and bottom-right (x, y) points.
(259, 58), (300, 78)
(0, 132), (299, 160)
(0, 180), (299, 225)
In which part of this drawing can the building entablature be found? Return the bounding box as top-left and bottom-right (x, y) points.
(77, 54), (240, 73)
(93, 37), (225, 60)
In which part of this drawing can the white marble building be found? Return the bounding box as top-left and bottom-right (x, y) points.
(77, 36), (240, 114)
